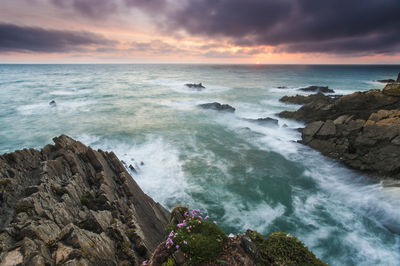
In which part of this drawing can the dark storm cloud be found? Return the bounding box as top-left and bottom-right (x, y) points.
(0, 23), (115, 53)
(51, 0), (117, 17)
(165, 0), (400, 54)
(45, 0), (400, 55)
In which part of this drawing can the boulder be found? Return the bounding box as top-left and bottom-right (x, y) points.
(298, 86), (334, 93)
(382, 83), (400, 97)
(198, 102), (236, 113)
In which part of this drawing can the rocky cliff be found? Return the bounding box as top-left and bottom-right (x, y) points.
(0, 135), (169, 265)
(0, 136), (326, 266)
(279, 81), (400, 179)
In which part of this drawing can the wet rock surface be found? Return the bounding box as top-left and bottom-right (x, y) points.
(279, 88), (400, 179)
(185, 83), (205, 90)
(245, 117), (279, 126)
(377, 79), (396, 83)
(298, 86), (334, 93)
(198, 102), (236, 113)
(0, 135), (169, 265)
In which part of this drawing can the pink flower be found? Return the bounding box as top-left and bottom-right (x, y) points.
(176, 245), (179, 249)
(213, 221), (217, 224)
(204, 216), (209, 220)
(183, 240), (187, 244)
(142, 260), (147, 266)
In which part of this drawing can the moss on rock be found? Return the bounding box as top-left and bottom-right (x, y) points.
(166, 208), (227, 265)
(245, 230), (326, 266)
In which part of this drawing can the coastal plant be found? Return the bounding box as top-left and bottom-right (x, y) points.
(246, 230), (326, 265)
(80, 194), (89, 206)
(162, 257), (176, 266)
(165, 208), (226, 265)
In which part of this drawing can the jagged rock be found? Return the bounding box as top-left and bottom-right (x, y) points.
(300, 110), (400, 179)
(382, 82), (400, 97)
(397, 73), (400, 82)
(0, 135), (169, 265)
(279, 89), (400, 123)
(185, 83), (205, 90)
(280, 87), (400, 180)
(298, 86), (334, 93)
(198, 102), (236, 113)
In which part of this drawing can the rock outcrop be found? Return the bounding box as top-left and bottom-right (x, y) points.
(245, 117), (279, 126)
(0, 135), (169, 266)
(185, 83), (205, 90)
(279, 89), (400, 123)
(377, 79), (396, 83)
(298, 86), (334, 93)
(280, 93), (334, 105)
(279, 89), (400, 179)
(198, 102), (236, 113)
(382, 82), (400, 97)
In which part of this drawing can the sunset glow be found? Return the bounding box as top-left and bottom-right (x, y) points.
(1, 0), (400, 64)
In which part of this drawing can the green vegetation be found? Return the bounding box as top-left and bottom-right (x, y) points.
(166, 208), (227, 265)
(246, 230), (326, 266)
(162, 257), (176, 266)
(80, 194), (88, 206)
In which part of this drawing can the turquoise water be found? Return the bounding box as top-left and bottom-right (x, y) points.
(1, 64), (400, 265)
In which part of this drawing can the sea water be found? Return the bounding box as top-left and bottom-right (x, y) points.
(0, 64), (399, 265)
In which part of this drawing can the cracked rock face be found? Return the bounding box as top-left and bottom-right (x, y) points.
(0, 135), (169, 266)
(280, 89), (400, 180)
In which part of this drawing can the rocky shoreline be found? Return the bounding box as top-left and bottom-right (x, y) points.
(0, 136), (325, 265)
(0, 135), (169, 265)
(279, 76), (400, 180)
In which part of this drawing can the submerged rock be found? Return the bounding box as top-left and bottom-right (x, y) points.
(0, 135), (169, 265)
(198, 102), (236, 113)
(49, 100), (56, 107)
(245, 117), (279, 126)
(299, 86), (334, 93)
(185, 83), (205, 90)
(377, 79), (396, 83)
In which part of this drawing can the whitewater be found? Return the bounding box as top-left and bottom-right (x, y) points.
(0, 64), (399, 265)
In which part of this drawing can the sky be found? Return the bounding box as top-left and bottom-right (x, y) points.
(1, 0), (400, 64)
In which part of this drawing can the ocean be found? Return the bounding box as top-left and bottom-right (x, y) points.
(0, 64), (399, 265)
